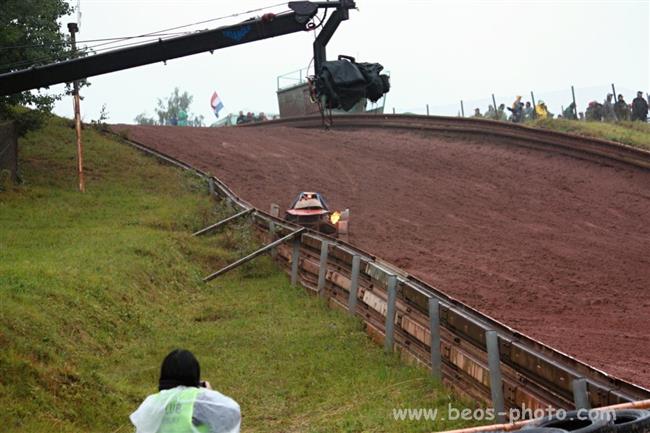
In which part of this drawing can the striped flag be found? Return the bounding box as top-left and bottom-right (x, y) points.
(210, 91), (224, 118)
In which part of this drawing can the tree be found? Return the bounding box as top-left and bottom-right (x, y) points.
(134, 113), (156, 125)
(135, 88), (204, 126)
(0, 0), (77, 132)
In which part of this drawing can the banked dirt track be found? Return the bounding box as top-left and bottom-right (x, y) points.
(113, 119), (650, 387)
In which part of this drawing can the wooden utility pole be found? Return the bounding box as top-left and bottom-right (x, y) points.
(68, 22), (84, 192)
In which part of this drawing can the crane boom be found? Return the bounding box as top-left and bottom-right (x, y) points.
(0, 1), (355, 96)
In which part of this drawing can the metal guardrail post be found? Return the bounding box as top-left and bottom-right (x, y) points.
(317, 240), (329, 298)
(290, 236), (301, 287)
(270, 203), (280, 217)
(208, 178), (215, 197)
(486, 330), (506, 423)
(428, 297), (442, 380)
(269, 221), (276, 259)
(573, 377), (591, 410)
(384, 275), (398, 353)
(192, 208), (253, 237)
(347, 254), (360, 315)
(203, 228), (305, 281)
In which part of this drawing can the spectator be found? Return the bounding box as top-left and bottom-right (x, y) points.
(236, 111), (245, 125)
(507, 96), (524, 122)
(562, 102), (577, 120)
(258, 112), (268, 122)
(614, 94), (631, 121)
(178, 109), (188, 127)
(578, 112), (585, 121)
(603, 94), (617, 121)
(585, 101), (603, 121)
(631, 91), (649, 122)
(485, 105), (497, 120)
(497, 103), (508, 121)
(472, 108), (483, 118)
(246, 112), (254, 123)
(535, 101), (550, 119)
(523, 101), (534, 120)
(130, 349), (240, 433)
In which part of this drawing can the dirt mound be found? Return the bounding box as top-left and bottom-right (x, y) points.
(112, 123), (650, 387)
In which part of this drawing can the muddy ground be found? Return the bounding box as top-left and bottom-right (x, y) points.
(112, 124), (650, 387)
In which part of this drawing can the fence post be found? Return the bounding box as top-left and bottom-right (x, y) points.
(571, 85), (577, 119)
(290, 236), (301, 286)
(317, 241), (329, 298)
(428, 297), (442, 380)
(392, 107), (396, 115)
(426, 104), (430, 116)
(384, 275), (398, 353)
(460, 100), (465, 118)
(572, 377), (590, 410)
(270, 203), (280, 217)
(486, 330), (505, 423)
(347, 255), (360, 315)
(208, 178), (215, 197)
(269, 220), (276, 259)
(491, 94), (498, 119)
(530, 91), (537, 118)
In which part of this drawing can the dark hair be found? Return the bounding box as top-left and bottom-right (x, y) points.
(159, 349), (201, 391)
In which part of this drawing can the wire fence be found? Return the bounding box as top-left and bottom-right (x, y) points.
(387, 83), (650, 122)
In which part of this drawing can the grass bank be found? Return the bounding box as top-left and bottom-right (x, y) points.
(529, 118), (650, 151)
(0, 117), (473, 433)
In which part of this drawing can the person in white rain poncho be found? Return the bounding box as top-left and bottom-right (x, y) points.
(130, 349), (241, 433)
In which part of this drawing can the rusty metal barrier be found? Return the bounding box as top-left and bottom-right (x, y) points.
(116, 133), (650, 421)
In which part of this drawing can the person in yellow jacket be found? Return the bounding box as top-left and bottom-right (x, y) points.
(130, 349), (241, 433)
(535, 101), (550, 119)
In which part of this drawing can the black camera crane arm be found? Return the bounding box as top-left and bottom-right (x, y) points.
(0, 1), (355, 96)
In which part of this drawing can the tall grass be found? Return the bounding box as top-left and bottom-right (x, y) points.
(529, 118), (650, 151)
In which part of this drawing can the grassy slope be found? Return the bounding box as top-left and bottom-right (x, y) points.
(529, 118), (650, 151)
(0, 117), (473, 433)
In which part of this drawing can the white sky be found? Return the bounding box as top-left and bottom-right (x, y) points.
(49, 0), (650, 123)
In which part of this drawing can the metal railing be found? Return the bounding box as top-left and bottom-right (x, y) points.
(276, 68), (309, 91)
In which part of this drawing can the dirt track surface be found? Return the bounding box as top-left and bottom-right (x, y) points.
(113, 124), (650, 387)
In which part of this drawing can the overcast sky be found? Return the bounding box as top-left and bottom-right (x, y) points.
(48, 0), (649, 123)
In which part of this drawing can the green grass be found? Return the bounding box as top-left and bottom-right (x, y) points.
(0, 117), (474, 433)
(529, 118), (650, 151)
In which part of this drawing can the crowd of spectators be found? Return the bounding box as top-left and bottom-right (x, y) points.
(235, 111), (272, 124)
(472, 91), (649, 123)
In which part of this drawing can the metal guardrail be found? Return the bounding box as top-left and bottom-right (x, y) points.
(116, 132), (650, 421)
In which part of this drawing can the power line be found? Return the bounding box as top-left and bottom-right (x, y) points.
(0, 1), (292, 73)
(0, 1), (288, 53)
(0, 33), (190, 51)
